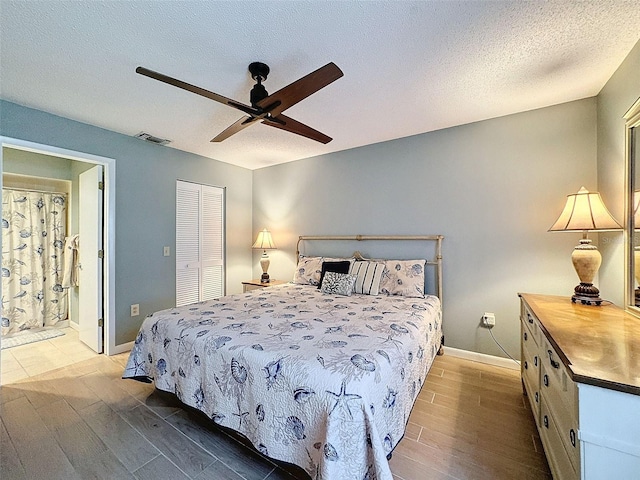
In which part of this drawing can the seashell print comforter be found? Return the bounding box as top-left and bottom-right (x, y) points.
(123, 283), (442, 480)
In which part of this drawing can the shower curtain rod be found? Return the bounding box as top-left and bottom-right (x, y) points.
(2, 186), (68, 196)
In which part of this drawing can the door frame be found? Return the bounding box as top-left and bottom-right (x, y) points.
(0, 137), (117, 355)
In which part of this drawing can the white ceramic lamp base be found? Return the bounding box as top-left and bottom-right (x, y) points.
(260, 252), (270, 283)
(571, 238), (603, 305)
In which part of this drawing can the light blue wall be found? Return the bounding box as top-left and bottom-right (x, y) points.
(597, 39), (640, 306)
(2, 87), (620, 358)
(1, 100), (253, 345)
(253, 99), (597, 358)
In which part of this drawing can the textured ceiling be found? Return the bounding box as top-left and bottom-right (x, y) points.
(1, 1), (639, 170)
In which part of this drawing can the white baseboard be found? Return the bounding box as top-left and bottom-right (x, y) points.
(109, 341), (134, 355)
(444, 346), (520, 370)
(55, 319), (70, 329)
(69, 321), (79, 331)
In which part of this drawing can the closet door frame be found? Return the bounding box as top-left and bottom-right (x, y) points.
(176, 180), (225, 307)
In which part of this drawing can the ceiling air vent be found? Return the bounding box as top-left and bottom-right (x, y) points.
(134, 132), (171, 145)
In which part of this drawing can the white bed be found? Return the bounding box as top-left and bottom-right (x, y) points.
(123, 235), (444, 480)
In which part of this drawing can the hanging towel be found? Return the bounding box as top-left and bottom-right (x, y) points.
(62, 234), (80, 287)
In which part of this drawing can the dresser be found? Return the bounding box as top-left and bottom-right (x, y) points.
(519, 294), (640, 480)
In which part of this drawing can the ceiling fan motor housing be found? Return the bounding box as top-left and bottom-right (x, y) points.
(249, 62), (270, 106)
(250, 83), (268, 106)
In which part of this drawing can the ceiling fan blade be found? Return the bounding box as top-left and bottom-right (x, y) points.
(262, 114), (333, 144)
(256, 62), (343, 117)
(136, 66), (259, 116)
(211, 116), (257, 142)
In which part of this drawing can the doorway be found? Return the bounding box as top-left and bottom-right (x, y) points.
(0, 137), (115, 364)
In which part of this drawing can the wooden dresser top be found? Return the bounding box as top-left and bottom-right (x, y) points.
(519, 293), (640, 396)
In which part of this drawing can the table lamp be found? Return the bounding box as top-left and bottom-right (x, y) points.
(252, 228), (276, 283)
(549, 187), (622, 305)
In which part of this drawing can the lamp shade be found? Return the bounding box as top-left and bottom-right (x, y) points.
(548, 187), (622, 232)
(252, 228), (277, 249)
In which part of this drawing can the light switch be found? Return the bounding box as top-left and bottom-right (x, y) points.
(163, 246), (170, 257)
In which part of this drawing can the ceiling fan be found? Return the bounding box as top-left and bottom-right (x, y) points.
(136, 62), (343, 144)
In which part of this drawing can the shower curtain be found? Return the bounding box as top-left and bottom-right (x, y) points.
(1, 190), (68, 337)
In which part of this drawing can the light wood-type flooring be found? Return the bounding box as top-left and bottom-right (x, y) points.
(1, 348), (551, 479)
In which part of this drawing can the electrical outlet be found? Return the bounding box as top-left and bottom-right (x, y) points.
(131, 304), (140, 316)
(482, 312), (496, 328)
(163, 246), (170, 257)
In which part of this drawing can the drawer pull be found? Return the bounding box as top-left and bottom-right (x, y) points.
(534, 391), (539, 403)
(534, 356), (538, 367)
(570, 429), (576, 447)
(543, 374), (549, 387)
(524, 361), (528, 370)
(543, 415), (549, 428)
(524, 332), (528, 341)
(527, 313), (533, 324)
(547, 350), (560, 369)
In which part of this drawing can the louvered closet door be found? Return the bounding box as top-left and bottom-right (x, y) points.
(201, 185), (224, 301)
(176, 181), (225, 307)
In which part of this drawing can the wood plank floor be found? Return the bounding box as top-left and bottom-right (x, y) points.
(0, 352), (551, 479)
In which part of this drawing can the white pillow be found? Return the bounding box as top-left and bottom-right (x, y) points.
(293, 256), (324, 285)
(293, 256), (355, 286)
(349, 261), (384, 295)
(378, 259), (426, 298)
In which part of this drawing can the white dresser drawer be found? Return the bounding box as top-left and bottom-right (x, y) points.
(540, 363), (580, 472)
(521, 338), (539, 389)
(521, 323), (540, 421)
(520, 346), (540, 425)
(521, 303), (540, 347)
(521, 317), (538, 357)
(522, 373), (540, 425)
(540, 397), (578, 480)
(541, 335), (578, 416)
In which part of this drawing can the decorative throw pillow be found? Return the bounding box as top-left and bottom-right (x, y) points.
(322, 257), (356, 264)
(318, 261), (352, 289)
(378, 259), (426, 298)
(349, 261), (385, 295)
(293, 256), (324, 285)
(320, 271), (357, 296)
(293, 256), (355, 286)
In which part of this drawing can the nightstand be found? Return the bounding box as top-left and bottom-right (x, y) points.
(242, 279), (287, 292)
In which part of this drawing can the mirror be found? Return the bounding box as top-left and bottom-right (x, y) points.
(625, 97), (640, 309)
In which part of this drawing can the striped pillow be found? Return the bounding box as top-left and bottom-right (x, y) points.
(349, 261), (385, 295)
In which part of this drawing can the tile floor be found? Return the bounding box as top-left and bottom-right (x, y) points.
(1, 331), (550, 479)
(1, 327), (99, 385)
(1, 349), (550, 479)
